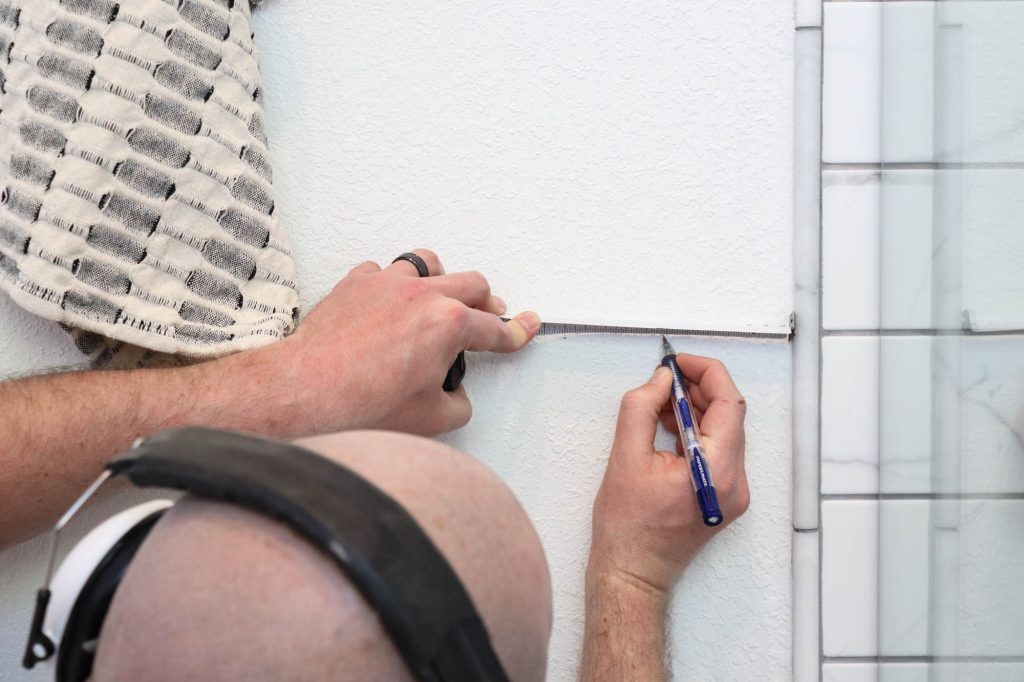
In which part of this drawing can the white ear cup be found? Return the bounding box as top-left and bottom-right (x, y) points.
(39, 499), (174, 671)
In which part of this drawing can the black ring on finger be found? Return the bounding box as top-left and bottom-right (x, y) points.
(391, 252), (467, 393)
(392, 252), (430, 278)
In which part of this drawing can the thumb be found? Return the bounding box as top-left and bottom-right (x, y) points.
(613, 366), (673, 457)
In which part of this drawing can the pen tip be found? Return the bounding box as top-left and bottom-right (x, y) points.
(661, 335), (674, 356)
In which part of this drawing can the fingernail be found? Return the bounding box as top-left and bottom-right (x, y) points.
(517, 311), (541, 333)
(650, 365), (669, 383)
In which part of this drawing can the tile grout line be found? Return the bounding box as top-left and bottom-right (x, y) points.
(826, 328), (1024, 335)
(824, 161), (1024, 170)
(825, 655), (1024, 664)
(823, 493), (1024, 501)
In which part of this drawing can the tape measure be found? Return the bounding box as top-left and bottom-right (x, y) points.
(504, 313), (795, 341)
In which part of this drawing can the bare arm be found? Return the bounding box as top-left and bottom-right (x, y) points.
(579, 356), (750, 681)
(0, 249), (540, 549)
(580, 570), (667, 680)
(0, 344), (299, 548)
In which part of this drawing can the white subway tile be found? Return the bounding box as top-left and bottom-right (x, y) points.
(823, 169), (933, 332)
(793, 531), (820, 682)
(822, 500), (878, 656)
(879, 337), (933, 494)
(961, 170), (1024, 331)
(960, 336), (1024, 494)
(796, 0), (821, 28)
(824, 3), (935, 163)
(936, 2), (1024, 163)
(879, 501), (931, 655)
(881, 2), (935, 162)
(823, 3), (881, 163)
(822, 171), (880, 331)
(821, 336), (880, 494)
(880, 170), (934, 330)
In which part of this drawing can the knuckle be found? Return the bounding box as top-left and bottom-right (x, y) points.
(415, 248), (440, 267)
(440, 299), (470, 330)
(619, 389), (648, 411)
(458, 399), (473, 428)
(466, 270), (491, 295)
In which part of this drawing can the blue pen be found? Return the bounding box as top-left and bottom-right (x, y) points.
(661, 336), (723, 526)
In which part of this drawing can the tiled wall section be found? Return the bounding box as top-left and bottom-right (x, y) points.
(809, 1), (1024, 680)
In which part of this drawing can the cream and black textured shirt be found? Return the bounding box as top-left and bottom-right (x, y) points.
(0, 0), (299, 366)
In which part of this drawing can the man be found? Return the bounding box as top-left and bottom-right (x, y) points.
(1, 250), (749, 679)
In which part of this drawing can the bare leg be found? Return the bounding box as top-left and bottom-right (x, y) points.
(93, 431), (552, 682)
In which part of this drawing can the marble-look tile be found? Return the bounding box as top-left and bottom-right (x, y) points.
(793, 27), (821, 530)
(824, 2), (936, 163)
(880, 170), (933, 330)
(960, 170), (1024, 331)
(822, 500), (878, 657)
(956, 500), (1024, 657)
(821, 337), (880, 494)
(880, 2), (935, 163)
(935, 2), (1024, 163)
(823, 500), (1024, 662)
(959, 336), (1024, 494)
(795, 0), (821, 29)
(879, 337), (932, 494)
(792, 531), (819, 682)
(822, 171), (880, 331)
(878, 501), (930, 655)
(824, 170), (935, 332)
(823, 3), (881, 163)
(923, 335), (1024, 495)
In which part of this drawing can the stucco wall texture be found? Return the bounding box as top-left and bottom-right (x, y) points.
(0, 1), (794, 680)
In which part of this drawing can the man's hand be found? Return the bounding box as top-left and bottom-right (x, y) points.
(580, 354), (749, 681)
(0, 248), (539, 548)
(265, 248), (541, 436)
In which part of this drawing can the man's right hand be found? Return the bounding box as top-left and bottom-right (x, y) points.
(580, 354), (749, 680)
(261, 248), (541, 437)
(588, 354), (749, 597)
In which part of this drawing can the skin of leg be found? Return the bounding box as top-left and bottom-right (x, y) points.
(91, 431), (553, 682)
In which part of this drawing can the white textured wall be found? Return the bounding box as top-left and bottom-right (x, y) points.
(0, 1), (793, 679)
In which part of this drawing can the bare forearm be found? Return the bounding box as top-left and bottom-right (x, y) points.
(580, 566), (669, 681)
(0, 343), (307, 548)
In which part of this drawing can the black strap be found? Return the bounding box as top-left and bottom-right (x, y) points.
(107, 427), (508, 682)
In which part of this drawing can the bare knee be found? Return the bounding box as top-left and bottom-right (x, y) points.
(297, 431), (553, 681)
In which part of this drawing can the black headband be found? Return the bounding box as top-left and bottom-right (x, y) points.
(30, 427), (509, 682)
